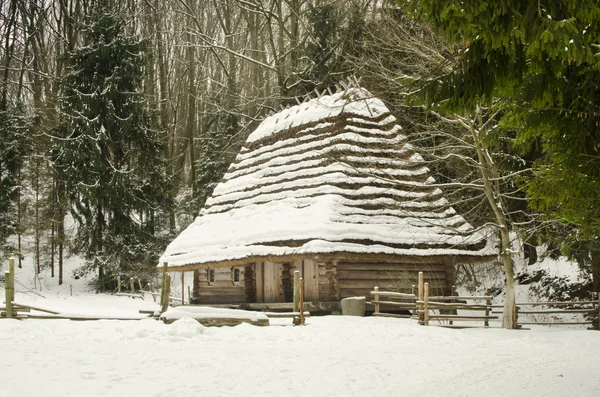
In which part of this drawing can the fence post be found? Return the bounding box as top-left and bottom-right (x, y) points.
(293, 271), (300, 313)
(160, 263), (167, 306)
(299, 277), (305, 325)
(188, 285), (192, 304)
(424, 282), (429, 326)
(130, 278), (135, 294)
(4, 271), (12, 318)
(418, 271), (424, 325)
(374, 286), (380, 315)
(8, 258), (14, 301)
(117, 275), (121, 294)
(484, 288), (491, 327)
(161, 274), (171, 313)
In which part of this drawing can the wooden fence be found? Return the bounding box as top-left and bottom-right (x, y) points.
(371, 271), (600, 329)
(511, 294), (599, 328)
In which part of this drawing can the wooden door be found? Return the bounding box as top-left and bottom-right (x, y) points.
(256, 262), (283, 303)
(302, 259), (320, 301)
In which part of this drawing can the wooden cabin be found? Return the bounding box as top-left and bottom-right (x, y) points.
(160, 87), (496, 307)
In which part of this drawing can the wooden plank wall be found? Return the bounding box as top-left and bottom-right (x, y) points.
(192, 267), (245, 304)
(336, 261), (447, 299)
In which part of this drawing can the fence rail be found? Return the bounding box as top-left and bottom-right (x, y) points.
(510, 295), (599, 327)
(370, 272), (600, 330)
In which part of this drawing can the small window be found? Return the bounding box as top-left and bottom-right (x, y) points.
(233, 268), (241, 283)
(208, 269), (215, 284)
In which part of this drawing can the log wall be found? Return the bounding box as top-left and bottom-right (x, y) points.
(191, 266), (246, 304)
(190, 258), (452, 304)
(336, 261), (448, 299)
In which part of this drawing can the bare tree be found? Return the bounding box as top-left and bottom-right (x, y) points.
(352, 11), (537, 329)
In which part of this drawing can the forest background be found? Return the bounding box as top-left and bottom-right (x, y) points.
(1, 0), (599, 311)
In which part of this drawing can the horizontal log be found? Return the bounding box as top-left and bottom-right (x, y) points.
(517, 309), (596, 314)
(0, 313), (28, 319)
(162, 317), (269, 327)
(516, 300), (597, 307)
(192, 295), (245, 304)
(429, 296), (492, 301)
(426, 314), (499, 320)
(12, 302), (60, 315)
(373, 312), (413, 319)
(422, 301), (492, 309)
(196, 287), (245, 296)
(368, 300), (416, 308)
(517, 321), (594, 325)
(337, 263), (446, 272)
(431, 306), (490, 311)
(340, 280), (445, 289)
(337, 270), (444, 280)
(243, 302), (339, 312)
(370, 291), (416, 298)
(197, 281), (241, 288)
(1, 306), (30, 312)
(264, 311), (311, 318)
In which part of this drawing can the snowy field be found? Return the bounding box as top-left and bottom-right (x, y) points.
(1, 255), (599, 397)
(2, 293), (599, 396)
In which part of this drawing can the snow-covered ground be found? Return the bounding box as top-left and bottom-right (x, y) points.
(1, 253), (599, 397)
(2, 306), (599, 397)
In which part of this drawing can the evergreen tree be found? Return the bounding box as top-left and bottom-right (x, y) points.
(52, 3), (171, 289)
(403, 0), (600, 290)
(0, 101), (32, 255)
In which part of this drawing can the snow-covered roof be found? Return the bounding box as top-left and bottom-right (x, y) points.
(160, 88), (495, 270)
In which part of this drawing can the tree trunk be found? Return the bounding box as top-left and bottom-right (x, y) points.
(17, 168), (22, 268)
(469, 109), (516, 329)
(185, 15), (197, 191)
(591, 249), (600, 292)
(56, 178), (66, 286)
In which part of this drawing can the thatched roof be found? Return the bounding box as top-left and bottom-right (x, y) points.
(160, 88), (496, 271)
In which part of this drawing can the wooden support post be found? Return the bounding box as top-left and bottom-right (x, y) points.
(117, 276), (121, 294)
(299, 277), (305, 325)
(418, 271), (424, 325)
(188, 285), (192, 304)
(424, 282), (429, 326)
(484, 289), (491, 327)
(8, 258), (14, 302)
(160, 263), (167, 306)
(4, 271), (12, 318)
(161, 274), (171, 314)
(411, 284), (416, 296)
(181, 272), (185, 305)
(293, 270), (300, 313)
(130, 278), (135, 294)
(374, 286), (380, 315)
